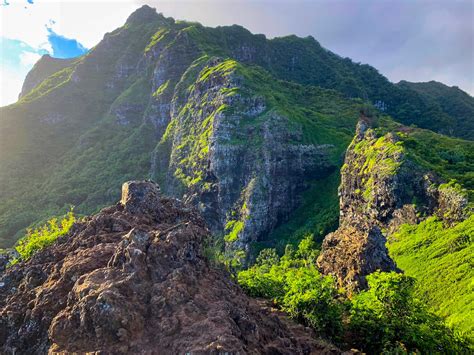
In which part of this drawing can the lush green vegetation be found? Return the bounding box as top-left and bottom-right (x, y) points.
(182, 21), (473, 140)
(388, 215), (474, 338)
(0, 8), (471, 352)
(398, 80), (474, 140)
(399, 129), (474, 194)
(349, 271), (469, 353)
(238, 237), (343, 339)
(12, 211), (75, 264)
(238, 238), (471, 352)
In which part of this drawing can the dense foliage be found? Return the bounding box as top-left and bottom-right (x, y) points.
(397, 80), (474, 140)
(12, 211), (75, 263)
(388, 215), (474, 339)
(349, 271), (469, 353)
(238, 238), (471, 352)
(238, 236), (344, 339)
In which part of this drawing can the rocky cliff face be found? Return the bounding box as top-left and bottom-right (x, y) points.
(153, 58), (335, 255)
(1, 5), (473, 259)
(0, 181), (339, 354)
(317, 118), (470, 292)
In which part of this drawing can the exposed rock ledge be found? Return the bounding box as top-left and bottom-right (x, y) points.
(0, 181), (339, 354)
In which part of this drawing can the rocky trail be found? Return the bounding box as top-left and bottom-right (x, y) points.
(0, 181), (341, 354)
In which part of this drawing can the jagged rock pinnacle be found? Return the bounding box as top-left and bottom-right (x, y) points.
(121, 180), (161, 215)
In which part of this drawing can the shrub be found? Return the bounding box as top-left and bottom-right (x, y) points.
(238, 237), (470, 351)
(348, 271), (469, 353)
(238, 236), (344, 339)
(282, 267), (343, 338)
(14, 211), (75, 262)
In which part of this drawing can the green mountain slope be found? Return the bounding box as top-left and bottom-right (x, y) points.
(164, 22), (474, 139)
(388, 215), (474, 338)
(0, 5), (473, 347)
(0, 4), (473, 253)
(398, 80), (474, 140)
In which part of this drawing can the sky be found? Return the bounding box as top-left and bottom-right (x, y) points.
(0, 0), (473, 106)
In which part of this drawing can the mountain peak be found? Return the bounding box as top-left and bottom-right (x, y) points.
(125, 5), (161, 25)
(19, 54), (75, 98)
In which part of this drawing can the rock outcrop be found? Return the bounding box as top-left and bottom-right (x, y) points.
(156, 58), (336, 255)
(0, 181), (338, 354)
(317, 118), (469, 292)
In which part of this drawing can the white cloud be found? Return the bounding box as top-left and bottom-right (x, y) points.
(0, 0), (140, 106)
(19, 51), (41, 66)
(0, 0), (138, 49)
(0, 66), (28, 106)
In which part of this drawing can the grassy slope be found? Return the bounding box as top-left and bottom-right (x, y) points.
(398, 80), (474, 139)
(388, 215), (474, 338)
(0, 7), (472, 252)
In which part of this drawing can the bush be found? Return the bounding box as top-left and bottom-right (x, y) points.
(14, 211), (75, 262)
(282, 267), (343, 338)
(348, 271), (469, 353)
(238, 237), (470, 351)
(238, 236), (344, 339)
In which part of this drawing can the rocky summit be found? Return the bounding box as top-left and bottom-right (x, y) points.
(0, 181), (339, 354)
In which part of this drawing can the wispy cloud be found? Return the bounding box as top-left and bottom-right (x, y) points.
(19, 51), (41, 66)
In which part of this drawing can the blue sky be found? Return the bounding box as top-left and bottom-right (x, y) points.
(1, 1), (91, 105)
(1, 0), (473, 106)
(46, 27), (88, 59)
(0, 30), (87, 104)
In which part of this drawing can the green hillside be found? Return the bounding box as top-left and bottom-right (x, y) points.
(0, 5), (473, 253)
(388, 215), (474, 338)
(398, 80), (474, 139)
(0, 5), (472, 352)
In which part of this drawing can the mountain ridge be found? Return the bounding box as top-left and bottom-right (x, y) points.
(0, 4), (472, 350)
(1, 4), (472, 253)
